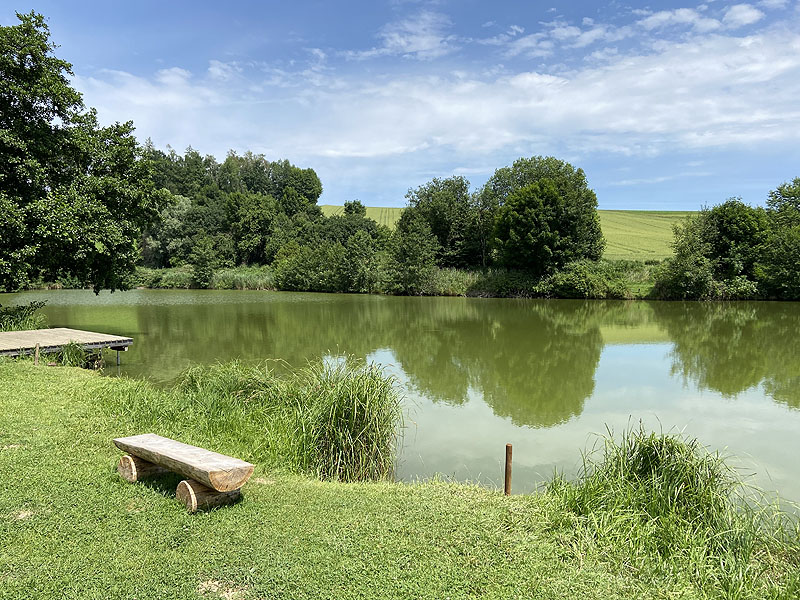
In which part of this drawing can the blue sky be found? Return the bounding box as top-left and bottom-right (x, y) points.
(6, 1), (800, 208)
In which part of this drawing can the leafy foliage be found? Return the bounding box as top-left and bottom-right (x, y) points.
(653, 193), (799, 300)
(383, 212), (440, 294)
(0, 13), (168, 292)
(403, 176), (481, 267)
(487, 156), (605, 274)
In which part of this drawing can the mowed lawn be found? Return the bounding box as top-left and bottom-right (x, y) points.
(321, 206), (692, 261)
(0, 362), (680, 600)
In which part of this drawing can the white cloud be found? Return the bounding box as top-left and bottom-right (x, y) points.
(78, 24), (800, 164)
(723, 4), (766, 27)
(155, 67), (192, 86)
(71, 9), (800, 207)
(208, 60), (242, 81)
(345, 11), (458, 60)
(504, 34), (554, 57)
(638, 8), (721, 32)
(759, 0), (788, 9)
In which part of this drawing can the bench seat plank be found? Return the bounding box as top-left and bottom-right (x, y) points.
(113, 433), (254, 492)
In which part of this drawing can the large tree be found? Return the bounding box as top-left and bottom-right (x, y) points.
(0, 12), (168, 292)
(486, 156), (605, 274)
(402, 176), (482, 268)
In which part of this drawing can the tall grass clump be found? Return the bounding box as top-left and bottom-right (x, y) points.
(59, 341), (89, 367)
(547, 427), (800, 597)
(0, 301), (47, 331)
(299, 360), (401, 481)
(212, 266), (275, 290)
(426, 268), (478, 296)
(123, 359), (403, 482)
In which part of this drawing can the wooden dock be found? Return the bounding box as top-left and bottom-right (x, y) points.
(0, 328), (133, 357)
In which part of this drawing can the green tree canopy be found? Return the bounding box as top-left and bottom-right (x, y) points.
(0, 12), (168, 292)
(484, 156), (604, 274)
(402, 176), (481, 268)
(767, 177), (800, 228)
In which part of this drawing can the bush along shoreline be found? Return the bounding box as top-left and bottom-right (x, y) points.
(21, 259), (659, 299)
(2, 359), (800, 598)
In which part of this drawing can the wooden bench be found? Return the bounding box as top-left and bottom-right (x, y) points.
(113, 433), (254, 513)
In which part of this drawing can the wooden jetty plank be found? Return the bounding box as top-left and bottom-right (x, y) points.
(113, 434), (254, 492)
(0, 327), (133, 356)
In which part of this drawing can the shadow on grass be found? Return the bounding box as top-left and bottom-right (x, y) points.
(120, 471), (245, 512)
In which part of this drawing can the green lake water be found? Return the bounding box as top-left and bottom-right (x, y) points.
(4, 289), (800, 500)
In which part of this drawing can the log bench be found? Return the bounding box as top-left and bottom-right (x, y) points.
(113, 433), (254, 513)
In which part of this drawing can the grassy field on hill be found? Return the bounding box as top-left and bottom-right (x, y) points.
(599, 210), (693, 261)
(322, 205), (404, 229)
(321, 206), (692, 261)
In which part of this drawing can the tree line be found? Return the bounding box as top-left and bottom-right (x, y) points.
(135, 147), (606, 294)
(654, 180), (800, 300)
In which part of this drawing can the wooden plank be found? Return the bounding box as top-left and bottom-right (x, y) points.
(113, 434), (254, 492)
(0, 327), (133, 356)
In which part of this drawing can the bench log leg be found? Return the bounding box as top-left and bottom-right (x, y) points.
(118, 454), (168, 482)
(176, 479), (241, 513)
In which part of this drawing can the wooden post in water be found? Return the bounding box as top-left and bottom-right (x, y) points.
(504, 443), (512, 496)
(34, 343), (40, 366)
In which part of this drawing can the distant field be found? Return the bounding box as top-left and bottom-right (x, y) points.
(321, 205), (693, 261)
(599, 210), (693, 261)
(321, 205), (403, 229)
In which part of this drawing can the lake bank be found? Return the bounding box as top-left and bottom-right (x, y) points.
(2, 361), (798, 599)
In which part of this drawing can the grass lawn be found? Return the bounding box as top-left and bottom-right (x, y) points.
(2, 362), (797, 599)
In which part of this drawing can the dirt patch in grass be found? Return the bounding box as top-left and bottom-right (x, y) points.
(198, 579), (247, 599)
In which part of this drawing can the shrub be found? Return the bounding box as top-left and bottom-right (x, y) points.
(0, 301), (47, 331)
(381, 214), (439, 295)
(539, 260), (629, 299)
(755, 225), (800, 299)
(273, 242), (347, 292)
(653, 202), (767, 300)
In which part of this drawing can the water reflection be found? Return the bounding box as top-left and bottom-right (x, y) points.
(652, 302), (800, 408)
(391, 300), (604, 427)
(3, 291), (800, 418)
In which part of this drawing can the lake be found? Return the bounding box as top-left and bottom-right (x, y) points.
(3, 289), (800, 500)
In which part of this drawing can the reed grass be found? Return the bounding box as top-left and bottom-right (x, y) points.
(110, 358), (402, 482)
(211, 266), (275, 290)
(546, 426), (800, 598)
(58, 341), (89, 367)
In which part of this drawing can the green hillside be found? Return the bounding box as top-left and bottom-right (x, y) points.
(321, 205), (693, 261)
(321, 205), (403, 229)
(598, 210), (692, 261)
